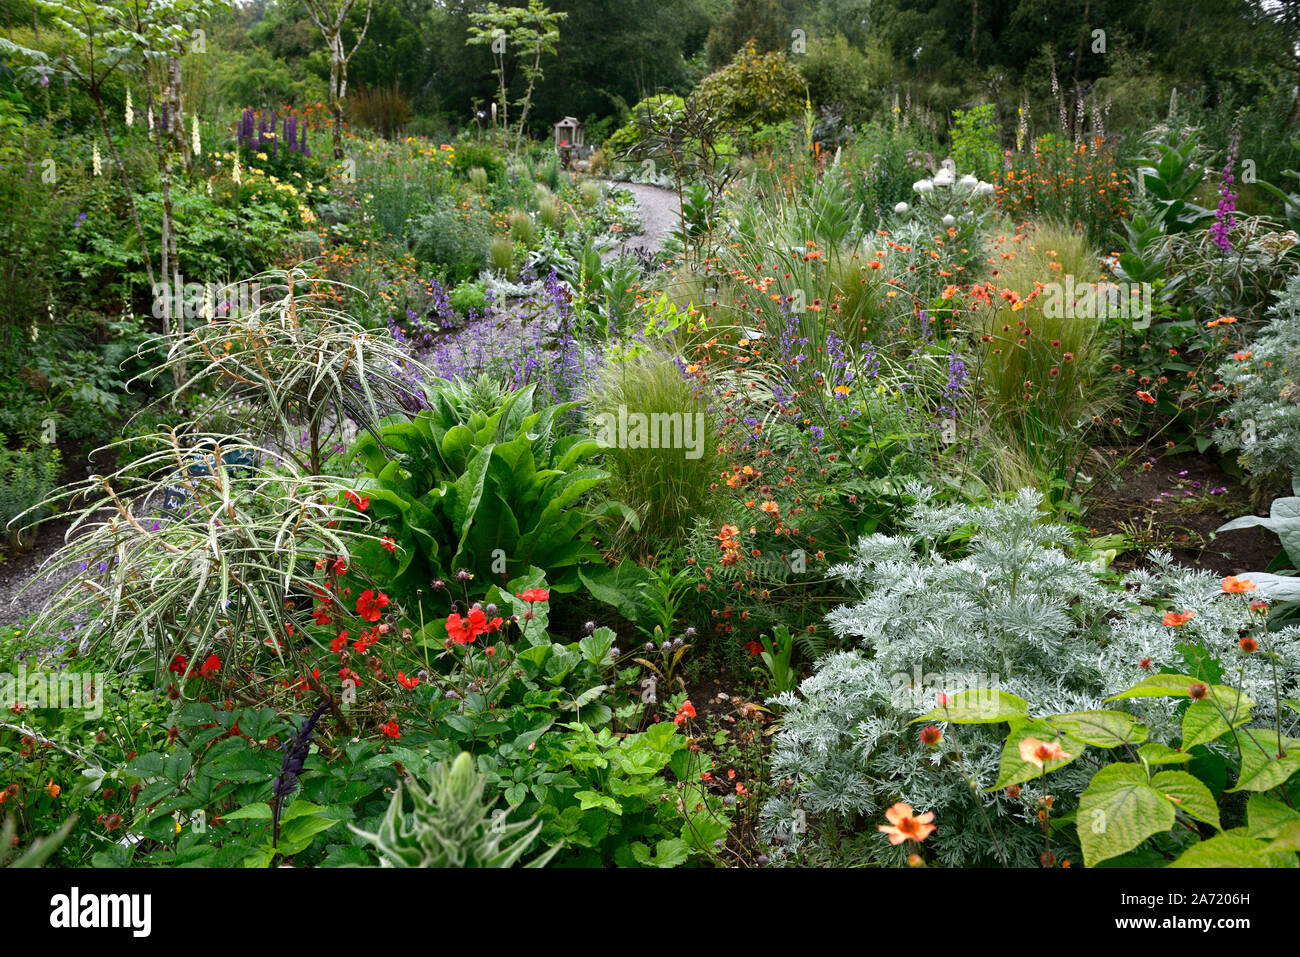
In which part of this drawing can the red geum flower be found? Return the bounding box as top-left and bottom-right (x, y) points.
(517, 588), (550, 603)
(445, 612), (472, 644)
(919, 725), (943, 746)
(744, 640), (764, 656)
(674, 701), (696, 725)
(381, 536), (397, 554)
(380, 720), (401, 739)
(345, 490), (370, 511)
(331, 631), (349, 653)
(397, 672), (420, 689)
(331, 556), (348, 576)
(356, 589), (390, 622)
(312, 604), (333, 626)
(353, 629), (377, 654)
(339, 667), (362, 687)
(198, 655), (221, 679)
(168, 655), (188, 675)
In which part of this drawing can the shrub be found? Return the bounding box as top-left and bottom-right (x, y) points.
(348, 84), (412, 139)
(692, 41), (804, 133)
(468, 167), (489, 192)
(1213, 274), (1300, 487)
(606, 94), (687, 159)
(760, 488), (1300, 866)
(410, 202), (491, 284)
(797, 33), (879, 125)
(451, 138), (506, 180)
(0, 437), (60, 552)
(948, 104), (1001, 181)
(449, 280), (488, 318)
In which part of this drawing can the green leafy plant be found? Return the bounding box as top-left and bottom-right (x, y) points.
(0, 436), (60, 552)
(751, 623), (798, 698)
(351, 751), (561, 867)
(348, 381), (632, 599)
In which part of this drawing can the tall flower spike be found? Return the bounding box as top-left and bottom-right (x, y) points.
(272, 699), (331, 849)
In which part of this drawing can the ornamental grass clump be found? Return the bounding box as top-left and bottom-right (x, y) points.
(18, 432), (373, 681)
(18, 269), (427, 681)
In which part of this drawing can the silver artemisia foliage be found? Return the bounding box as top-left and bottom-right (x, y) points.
(761, 489), (1300, 866)
(1213, 273), (1300, 485)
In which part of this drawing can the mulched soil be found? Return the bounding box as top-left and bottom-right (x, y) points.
(1084, 448), (1284, 576)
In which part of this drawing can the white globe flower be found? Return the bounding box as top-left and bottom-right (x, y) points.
(913, 179), (934, 194)
(894, 201), (910, 214)
(942, 214), (956, 227)
(933, 167), (956, 187)
(940, 157), (956, 171)
(958, 173), (979, 190)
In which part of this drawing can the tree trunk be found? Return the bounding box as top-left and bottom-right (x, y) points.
(330, 34), (345, 159)
(168, 46), (191, 177)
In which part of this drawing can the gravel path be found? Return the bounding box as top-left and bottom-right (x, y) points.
(0, 520), (75, 629)
(602, 180), (679, 260)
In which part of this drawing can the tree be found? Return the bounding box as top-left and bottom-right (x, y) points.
(298, 0), (373, 158)
(466, 0), (565, 153)
(28, 0), (158, 288)
(705, 0), (786, 69)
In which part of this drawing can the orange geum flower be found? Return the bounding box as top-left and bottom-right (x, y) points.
(878, 802), (936, 845)
(1018, 737), (1071, 768)
(1222, 576), (1257, 593)
(1162, 609), (1195, 627)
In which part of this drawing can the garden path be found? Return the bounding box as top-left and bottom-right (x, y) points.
(600, 180), (678, 259)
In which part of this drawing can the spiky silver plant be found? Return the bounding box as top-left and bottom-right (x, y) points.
(351, 752), (561, 868)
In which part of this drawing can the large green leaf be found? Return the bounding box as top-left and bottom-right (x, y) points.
(1049, 710), (1149, 747)
(911, 689), (1029, 725)
(1149, 770), (1220, 829)
(447, 443), (495, 543)
(1109, 674), (1250, 709)
(1229, 735), (1300, 793)
(989, 719), (1084, 790)
(1246, 794), (1300, 839)
(1168, 833), (1279, 868)
(1078, 763), (1175, 867)
(1181, 697), (1252, 750)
